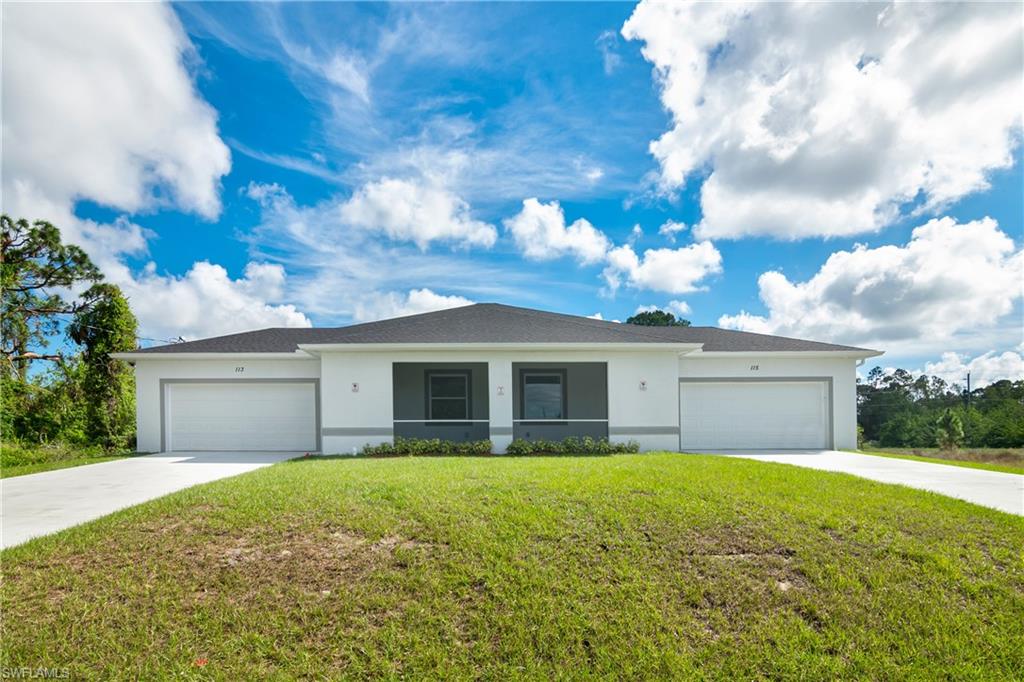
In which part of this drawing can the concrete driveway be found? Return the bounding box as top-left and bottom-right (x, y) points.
(713, 450), (1023, 516)
(1, 451), (298, 549)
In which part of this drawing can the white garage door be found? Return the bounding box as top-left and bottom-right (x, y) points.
(679, 381), (829, 450)
(166, 382), (317, 452)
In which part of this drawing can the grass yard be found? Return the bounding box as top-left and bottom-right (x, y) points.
(0, 442), (136, 478)
(858, 445), (1024, 474)
(2, 454), (1022, 679)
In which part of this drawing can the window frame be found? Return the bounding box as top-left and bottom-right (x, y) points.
(425, 370), (472, 422)
(519, 369), (568, 422)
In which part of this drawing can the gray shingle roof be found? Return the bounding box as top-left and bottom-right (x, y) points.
(129, 303), (878, 354)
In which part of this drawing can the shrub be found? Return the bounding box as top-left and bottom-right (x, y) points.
(505, 436), (639, 456)
(359, 437), (493, 457)
(356, 436), (640, 457)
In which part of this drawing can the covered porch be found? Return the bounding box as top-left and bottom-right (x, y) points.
(391, 361), (609, 444)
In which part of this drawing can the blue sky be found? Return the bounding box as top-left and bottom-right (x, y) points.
(4, 2), (1022, 385)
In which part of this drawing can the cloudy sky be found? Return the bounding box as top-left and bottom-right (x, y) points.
(3, 1), (1022, 385)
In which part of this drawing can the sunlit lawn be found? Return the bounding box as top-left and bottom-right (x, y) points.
(2, 454), (1021, 679)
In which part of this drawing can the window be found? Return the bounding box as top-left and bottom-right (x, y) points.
(427, 372), (470, 420)
(522, 372), (565, 420)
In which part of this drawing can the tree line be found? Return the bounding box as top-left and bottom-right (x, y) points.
(858, 367), (1024, 449)
(2, 215), (138, 450)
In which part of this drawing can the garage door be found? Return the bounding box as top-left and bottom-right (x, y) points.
(679, 381), (829, 450)
(166, 382), (317, 451)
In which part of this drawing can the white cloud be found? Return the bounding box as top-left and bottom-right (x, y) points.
(572, 157), (606, 184)
(243, 183), (527, 321)
(352, 288), (474, 323)
(503, 199), (611, 265)
(603, 242), (722, 295)
(923, 350), (1024, 388)
(635, 300), (692, 317)
(718, 217), (1024, 353)
(338, 177), (497, 250)
(623, 2), (1023, 239)
(126, 262), (311, 342)
(503, 200), (722, 297)
(587, 312), (622, 323)
(658, 220), (687, 242)
(3, 2), (231, 220)
(1, 2), (314, 342)
(596, 30), (623, 75)
(323, 52), (371, 103)
(667, 300), (692, 317)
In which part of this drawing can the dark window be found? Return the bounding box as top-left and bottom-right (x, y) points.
(427, 372), (470, 420)
(522, 372), (565, 420)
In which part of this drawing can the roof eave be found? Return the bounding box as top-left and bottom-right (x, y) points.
(688, 349), (884, 359)
(111, 351), (316, 361)
(297, 342), (704, 354)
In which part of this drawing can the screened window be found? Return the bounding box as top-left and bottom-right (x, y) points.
(427, 372), (470, 420)
(522, 372), (565, 420)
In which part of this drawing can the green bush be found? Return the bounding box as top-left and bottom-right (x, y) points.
(505, 436), (640, 456)
(360, 437), (493, 457)
(356, 436), (641, 457)
(1, 440), (127, 471)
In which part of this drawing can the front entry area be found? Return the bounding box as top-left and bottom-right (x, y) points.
(679, 380), (831, 450)
(164, 381), (318, 452)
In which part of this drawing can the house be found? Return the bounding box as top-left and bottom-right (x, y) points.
(113, 303), (882, 454)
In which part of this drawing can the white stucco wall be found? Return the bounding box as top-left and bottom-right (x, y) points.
(130, 349), (862, 454)
(678, 354), (860, 450)
(319, 349), (681, 454)
(132, 357), (320, 453)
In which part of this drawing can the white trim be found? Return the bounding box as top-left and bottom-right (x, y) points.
(113, 351), (315, 361)
(298, 342), (704, 353)
(690, 350), (882, 359)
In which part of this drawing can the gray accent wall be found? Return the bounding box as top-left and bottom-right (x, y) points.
(512, 362), (608, 441)
(392, 363), (489, 441)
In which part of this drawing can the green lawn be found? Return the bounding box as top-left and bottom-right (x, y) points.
(0, 442), (136, 478)
(857, 446), (1024, 474)
(2, 454), (1022, 679)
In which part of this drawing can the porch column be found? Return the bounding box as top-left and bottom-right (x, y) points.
(488, 359), (514, 453)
